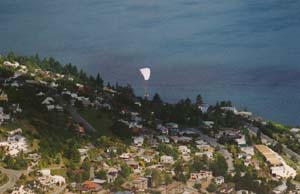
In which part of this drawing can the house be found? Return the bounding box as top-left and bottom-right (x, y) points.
(170, 136), (192, 144)
(51, 175), (66, 186)
(203, 121), (214, 128)
(215, 176), (225, 185)
(178, 145), (191, 155)
(290, 128), (300, 134)
(198, 103), (210, 113)
(0, 107), (10, 125)
(133, 136), (144, 146)
(55, 105), (63, 111)
(0, 91), (8, 101)
(241, 146), (254, 156)
(195, 145), (214, 159)
(0, 132), (29, 156)
(140, 155), (154, 163)
(78, 148), (89, 161)
(120, 153), (132, 160)
(236, 190), (256, 194)
(126, 160), (140, 171)
(160, 155), (174, 164)
(82, 180), (102, 191)
(221, 106), (238, 114)
(39, 169), (51, 177)
(3, 61), (19, 68)
(11, 186), (35, 194)
(130, 177), (148, 191)
(157, 136), (170, 143)
(235, 135), (246, 146)
(11, 104), (22, 114)
(157, 124), (168, 134)
(7, 128), (22, 136)
(272, 182), (287, 194)
(107, 168), (118, 183)
(157, 182), (198, 194)
(50, 82), (58, 88)
(46, 105), (55, 111)
(165, 122), (179, 129)
(237, 111), (252, 117)
(189, 170), (213, 182)
(255, 145), (296, 178)
(42, 97), (54, 105)
(38, 169), (66, 186)
(123, 177), (148, 191)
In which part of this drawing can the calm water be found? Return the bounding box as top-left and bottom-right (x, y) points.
(0, 0), (300, 125)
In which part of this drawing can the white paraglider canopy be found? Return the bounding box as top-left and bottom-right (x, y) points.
(139, 67), (151, 81)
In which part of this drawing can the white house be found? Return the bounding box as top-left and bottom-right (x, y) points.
(215, 176), (225, 185)
(198, 103), (210, 113)
(133, 136), (144, 146)
(290, 128), (300, 134)
(7, 128), (22, 136)
(11, 186), (34, 194)
(235, 135), (246, 146)
(203, 121), (214, 128)
(46, 105), (55, 111)
(38, 169), (66, 186)
(241, 146), (254, 156)
(55, 105), (63, 111)
(237, 111), (252, 117)
(178, 145), (191, 155)
(107, 168), (118, 183)
(0, 132), (29, 156)
(51, 175), (66, 186)
(3, 61), (19, 68)
(157, 136), (170, 143)
(39, 169), (51, 177)
(221, 106), (238, 114)
(42, 97), (54, 105)
(160, 155), (174, 164)
(120, 153), (132, 160)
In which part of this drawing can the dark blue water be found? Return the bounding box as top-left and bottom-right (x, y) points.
(0, 0), (300, 125)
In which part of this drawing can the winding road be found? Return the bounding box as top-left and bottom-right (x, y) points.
(0, 167), (25, 193)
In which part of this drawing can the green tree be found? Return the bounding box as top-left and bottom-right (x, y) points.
(120, 163), (132, 178)
(210, 153), (228, 177)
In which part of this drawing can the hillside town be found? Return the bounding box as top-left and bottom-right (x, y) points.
(1, 54), (300, 194)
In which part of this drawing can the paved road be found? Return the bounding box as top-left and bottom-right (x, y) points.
(198, 131), (235, 172)
(0, 167), (25, 193)
(68, 106), (97, 133)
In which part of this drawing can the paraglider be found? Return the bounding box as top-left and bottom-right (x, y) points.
(139, 67), (151, 97)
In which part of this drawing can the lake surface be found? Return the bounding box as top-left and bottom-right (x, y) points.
(0, 0), (300, 125)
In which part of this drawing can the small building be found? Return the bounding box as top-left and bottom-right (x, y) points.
(133, 136), (144, 146)
(189, 170), (213, 182)
(165, 122), (179, 129)
(290, 128), (300, 134)
(241, 146), (254, 156)
(160, 155), (174, 165)
(215, 176), (225, 185)
(129, 177), (148, 191)
(178, 145), (191, 155)
(198, 103), (210, 113)
(120, 153), (132, 160)
(107, 168), (118, 183)
(42, 97), (54, 105)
